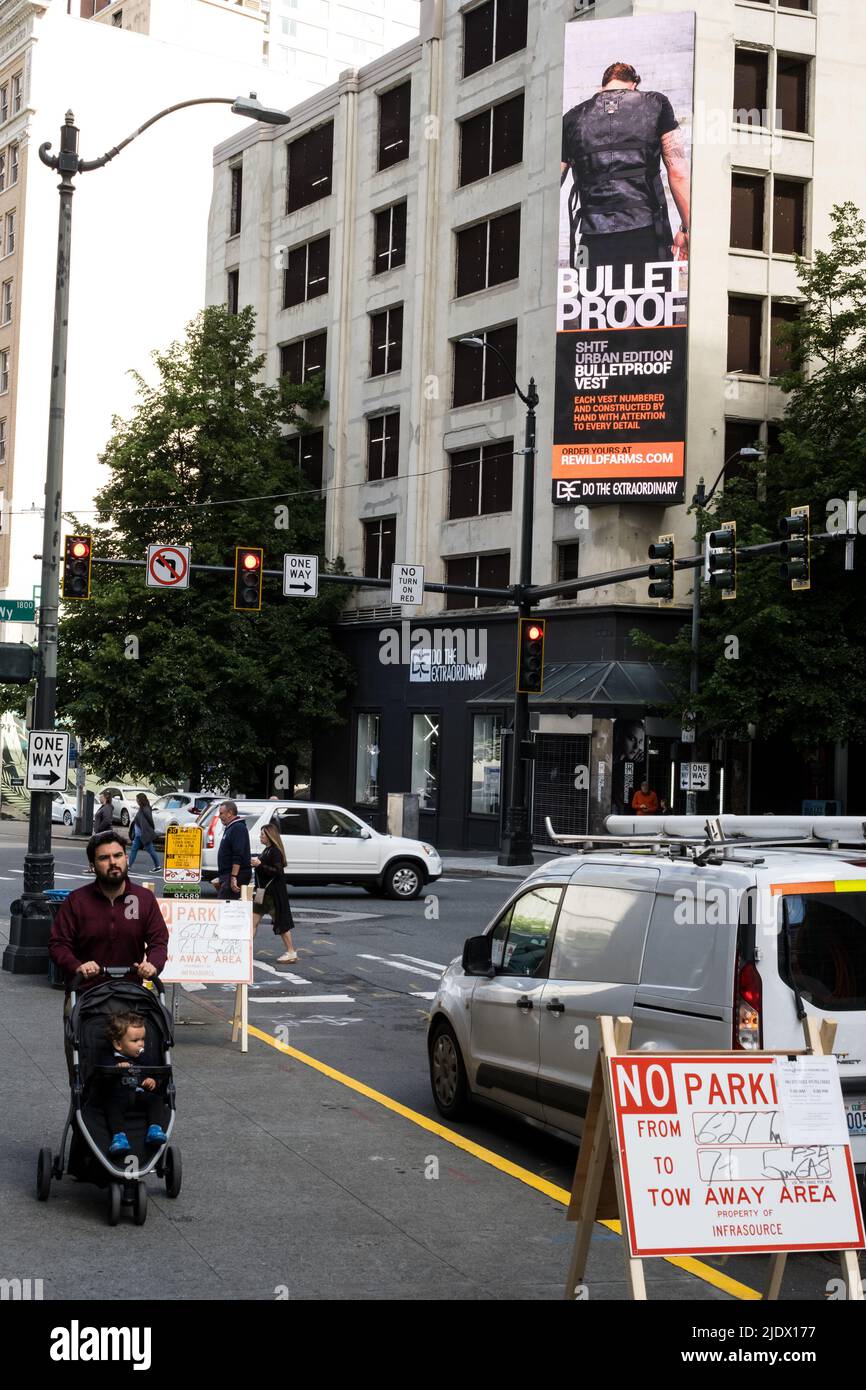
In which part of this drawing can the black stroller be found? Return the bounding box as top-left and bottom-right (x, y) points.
(36, 966), (180, 1225)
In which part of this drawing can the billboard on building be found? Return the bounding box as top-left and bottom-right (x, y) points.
(555, 12), (696, 505)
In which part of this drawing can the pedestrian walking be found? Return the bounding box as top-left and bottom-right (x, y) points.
(252, 823), (297, 963)
(93, 791), (114, 834)
(127, 793), (160, 871)
(213, 800), (252, 900)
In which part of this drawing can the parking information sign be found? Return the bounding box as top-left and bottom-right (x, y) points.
(163, 825), (203, 883)
(146, 544), (191, 589)
(609, 1054), (865, 1256)
(158, 899), (253, 985)
(26, 730), (69, 791)
(283, 553), (319, 599)
(390, 563), (424, 606)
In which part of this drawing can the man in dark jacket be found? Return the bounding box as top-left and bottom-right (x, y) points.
(214, 801), (252, 900)
(561, 61), (691, 277)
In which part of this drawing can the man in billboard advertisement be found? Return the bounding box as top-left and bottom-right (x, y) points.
(554, 13), (696, 507)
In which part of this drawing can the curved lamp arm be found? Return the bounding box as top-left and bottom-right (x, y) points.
(457, 335), (538, 410)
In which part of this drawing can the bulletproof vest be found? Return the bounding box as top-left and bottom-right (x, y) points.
(564, 89), (672, 240)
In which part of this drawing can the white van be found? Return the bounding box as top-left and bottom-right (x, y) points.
(428, 817), (866, 1202)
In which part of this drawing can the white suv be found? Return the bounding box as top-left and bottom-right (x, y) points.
(199, 799), (442, 899)
(97, 785), (156, 829)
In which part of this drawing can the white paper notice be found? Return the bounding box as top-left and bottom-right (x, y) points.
(776, 1056), (850, 1146)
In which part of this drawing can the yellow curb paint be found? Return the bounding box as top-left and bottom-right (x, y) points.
(245, 1021), (761, 1301)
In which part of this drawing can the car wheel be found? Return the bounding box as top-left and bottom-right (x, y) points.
(429, 1021), (470, 1120)
(120, 809), (130, 827)
(382, 860), (423, 900)
(63, 811), (73, 827)
(107, 1182), (122, 1226)
(36, 1147), (52, 1200)
(164, 1146), (182, 1199)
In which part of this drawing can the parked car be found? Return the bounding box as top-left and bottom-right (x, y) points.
(50, 791), (76, 827)
(152, 791), (221, 841)
(198, 798), (442, 899)
(427, 816), (866, 1205)
(96, 785), (156, 829)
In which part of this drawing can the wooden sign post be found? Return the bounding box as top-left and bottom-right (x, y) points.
(565, 1015), (865, 1301)
(230, 884), (254, 1054)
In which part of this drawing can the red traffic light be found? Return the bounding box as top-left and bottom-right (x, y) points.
(242, 552), (260, 570)
(71, 540), (89, 559)
(526, 624), (543, 642)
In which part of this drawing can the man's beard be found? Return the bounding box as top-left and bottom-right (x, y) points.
(95, 864), (126, 888)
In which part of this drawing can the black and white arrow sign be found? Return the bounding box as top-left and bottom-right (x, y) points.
(282, 554), (319, 599)
(26, 730), (70, 793)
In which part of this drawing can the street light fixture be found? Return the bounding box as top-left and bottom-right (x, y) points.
(2, 94), (289, 975)
(456, 336), (538, 866)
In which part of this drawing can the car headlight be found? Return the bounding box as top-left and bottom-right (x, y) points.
(421, 843), (436, 857)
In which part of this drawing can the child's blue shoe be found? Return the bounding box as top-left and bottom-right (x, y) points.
(145, 1125), (167, 1146)
(109, 1132), (130, 1154)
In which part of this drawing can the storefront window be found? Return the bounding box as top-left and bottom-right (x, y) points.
(471, 714), (502, 814)
(411, 713), (440, 812)
(355, 713), (380, 806)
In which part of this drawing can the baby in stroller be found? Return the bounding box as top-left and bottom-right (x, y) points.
(97, 1011), (168, 1155)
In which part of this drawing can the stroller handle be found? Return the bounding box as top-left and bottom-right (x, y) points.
(69, 964), (162, 988)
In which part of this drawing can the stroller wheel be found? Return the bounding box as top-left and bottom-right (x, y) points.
(164, 1146), (182, 1199)
(36, 1148), (52, 1201)
(107, 1183), (122, 1226)
(133, 1183), (148, 1226)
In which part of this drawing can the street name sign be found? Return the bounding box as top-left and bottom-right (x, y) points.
(390, 563), (424, 606)
(26, 731), (69, 791)
(0, 600), (36, 622)
(146, 544), (191, 589)
(163, 825), (203, 883)
(283, 553), (319, 598)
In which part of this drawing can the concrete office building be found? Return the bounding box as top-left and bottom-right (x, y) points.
(206, 0), (866, 849)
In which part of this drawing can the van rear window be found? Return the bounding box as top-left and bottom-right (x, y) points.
(778, 893), (866, 1012)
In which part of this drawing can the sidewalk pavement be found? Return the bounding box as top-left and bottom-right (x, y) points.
(441, 850), (567, 878)
(0, 944), (733, 1302)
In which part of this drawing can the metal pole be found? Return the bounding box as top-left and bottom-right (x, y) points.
(685, 477), (705, 817)
(3, 114), (78, 974)
(498, 379), (537, 866)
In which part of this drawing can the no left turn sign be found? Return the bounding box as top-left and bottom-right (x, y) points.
(147, 545), (191, 589)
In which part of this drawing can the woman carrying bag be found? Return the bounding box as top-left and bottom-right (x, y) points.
(127, 792), (160, 871)
(252, 822), (297, 963)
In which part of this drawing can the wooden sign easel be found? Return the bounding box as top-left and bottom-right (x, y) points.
(564, 1014), (864, 1301)
(229, 884), (254, 1054)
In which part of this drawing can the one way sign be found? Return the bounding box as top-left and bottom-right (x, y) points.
(283, 554), (319, 599)
(26, 730), (70, 791)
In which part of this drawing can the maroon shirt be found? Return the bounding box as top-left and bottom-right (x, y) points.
(49, 879), (169, 990)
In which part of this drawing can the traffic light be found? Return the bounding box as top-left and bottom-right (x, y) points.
(61, 535), (92, 599)
(705, 522), (737, 600)
(516, 617), (546, 694)
(648, 533), (674, 602)
(779, 505), (810, 590)
(233, 546), (263, 611)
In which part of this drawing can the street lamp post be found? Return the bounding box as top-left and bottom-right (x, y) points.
(458, 337), (538, 866)
(2, 95), (290, 975)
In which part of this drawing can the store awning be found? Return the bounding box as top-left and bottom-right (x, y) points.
(468, 660), (678, 711)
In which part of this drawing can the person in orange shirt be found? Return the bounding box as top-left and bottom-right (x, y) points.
(631, 781), (659, 815)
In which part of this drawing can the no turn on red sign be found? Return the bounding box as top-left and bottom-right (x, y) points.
(146, 545), (191, 589)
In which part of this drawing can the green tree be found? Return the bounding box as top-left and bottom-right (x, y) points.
(57, 305), (352, 789)
(635, 203), (866, 747)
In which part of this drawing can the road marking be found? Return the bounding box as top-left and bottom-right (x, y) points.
(357, 953), (442, 981)
(0, 875), (13, 880)
(410, 991), (437, 1000)
(251, 994), (355, 1004)
(391, 953), (447, 971)
(254, 960), (309, 985)
(243, 1023), (761, 1302)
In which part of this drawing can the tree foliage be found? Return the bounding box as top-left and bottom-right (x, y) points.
(57, 305), (352, 788)
(635, 203), (866, 747)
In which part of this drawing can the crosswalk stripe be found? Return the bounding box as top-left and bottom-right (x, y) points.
(357, 953), (442, 981)
(251, 994), (354, 1004)
(391, 953), (447, 971)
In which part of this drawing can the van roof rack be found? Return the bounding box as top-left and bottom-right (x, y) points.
(545, 815), (866, 864)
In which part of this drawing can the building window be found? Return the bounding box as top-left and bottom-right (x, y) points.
(280, 331), (327, 384)
(452, 322), (517, 406)
(373, 201), (407, 274)
(367, 411), (399, 481)
(770, 300), (800, 376)
(733, 49), (769, 124)
(370, 305), (403, 377)
(776, 56), (809, 133)
(772, 179), (806, 256)
(363, 516), (396, 579)
(4, 212), (14, 257)
(463, 0), (528, 79)
(286, 122), (334, 213)
(0, 89), (7, 125)
(226, 270), (239, 315)
(9, 144), (17, 186)
(377, 82), (410, 171)
(229, 165), (243, 237)
(355, 712), (381, 807)
(727, 296), (763, 375)
(557, 542), (580, 582)
(283, 234), (330, 308)
(0, 419), (6, 464)
(411, 713), (440, 812)
(1, 280), (11, 325)
(455, 209), (520, 297)
(459, 92), (524, 187)
(448, 440), (513, 518)
(730, 173), (765, 251)
(11, 75), (21, 115)
(285, 431), (324, 490)
(0, 153), (5, 193)
(471, 713), (502, 815)
(445, 552), (510, 610)
(0, 350), (9, 394)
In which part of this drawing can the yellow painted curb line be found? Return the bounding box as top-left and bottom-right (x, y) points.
(244, 1021), (761, 1300)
